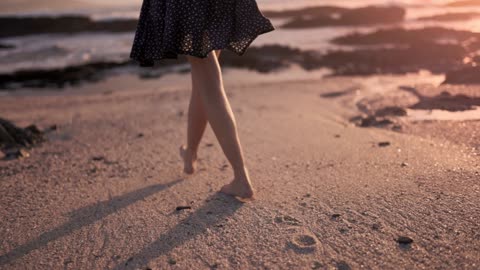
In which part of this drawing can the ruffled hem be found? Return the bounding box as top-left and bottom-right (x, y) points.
(132, 26), (275, 67)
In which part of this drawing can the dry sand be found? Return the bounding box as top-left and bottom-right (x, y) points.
(0, 72), (479, 269)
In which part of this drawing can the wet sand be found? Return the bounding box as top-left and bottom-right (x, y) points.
(0, 73), (479, 269)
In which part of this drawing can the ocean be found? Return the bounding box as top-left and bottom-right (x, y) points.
(1, 0), (480, 75)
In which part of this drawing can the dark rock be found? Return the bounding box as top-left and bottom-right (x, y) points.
(175, 206), (192, 211)
(392, 125), (402, 131)
(0, 118), (45, 158)
(400, 86), (480, 110)
(331, 213), (341, 220)
(378, 142), (391, 147)
(0, 16), (139, 38)
(92, 156), (105, 161)
(375, 106), (407, 117)
(137, 133), (144, 138)
(168, 258), (177, 265)
(0, 43), (15, 49)
(332, 26), (479, 46)
(372, 223), (381, 230)
(321, 42), (466, 76)
(443, 66), (480, 85)
(354, 116), (393, 128)
(397, 236), (414, 249)
(397, 236), (413, 244)
(3, 148), (30, 160)
(220, 45), (324, 72)
(205, 143), (214, 147)
(1, 45), (324, 90)
(281, 6), (405, 28)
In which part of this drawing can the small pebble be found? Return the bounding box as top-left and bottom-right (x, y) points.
(378, 142), (391, 147)
(331, 214), (341, 220)
(176, 206), (192, 211)
(397, 236), (413, 245)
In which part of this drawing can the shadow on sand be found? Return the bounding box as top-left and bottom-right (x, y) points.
(0, 179), (184, 266)
(112, 194), (244, 270)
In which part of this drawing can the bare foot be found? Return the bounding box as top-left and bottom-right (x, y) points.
(179, 145), (197, 174)
(220, 178), (255, 200)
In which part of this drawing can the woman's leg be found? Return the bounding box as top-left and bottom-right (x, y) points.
(185, 50), (254, 198)
(180, 50), (222, 174)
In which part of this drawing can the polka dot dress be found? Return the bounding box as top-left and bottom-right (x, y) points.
(130, 0), (275, 67)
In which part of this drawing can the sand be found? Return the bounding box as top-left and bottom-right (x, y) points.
(0, 72), (479, 269)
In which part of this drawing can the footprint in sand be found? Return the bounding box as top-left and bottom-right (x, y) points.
(288, 231), (320, 254)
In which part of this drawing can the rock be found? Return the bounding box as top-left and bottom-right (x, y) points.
(168, 258), (177, 265)
(1, 45), (324, 89)
(137, 133), (144, 138)
(392, 125), (402, 131)
(397, 236), (413, 244)
(443, 66), (480, 85)
(320, 91), (348, 98)
(372, 223), (381, 230)
(397, 236), (414, 249)
(175, 206), (192, 211)
(0, 118), (45, 159)
(331, 213), (341, 220)
(320, 42), (467, 76)
(375, 106), (407, 117)
(0, 15), (139, 38)
(0, 43), (15, 50)
(378, 142), (391, 147)
(353, 116), (394, 128)
(401, 162), (409, 167)
(92, 156), (105, 161)
(333, 26), (479, 46)
(3, 148), (30, 160)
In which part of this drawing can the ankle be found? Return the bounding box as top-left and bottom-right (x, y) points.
(233, 166), (249, 180)
(185, 145), (197, 155)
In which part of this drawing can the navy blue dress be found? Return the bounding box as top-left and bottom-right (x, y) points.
(130, 0), (275, 67)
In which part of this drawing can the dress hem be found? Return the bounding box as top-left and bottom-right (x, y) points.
(130, 26), (275, 67)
